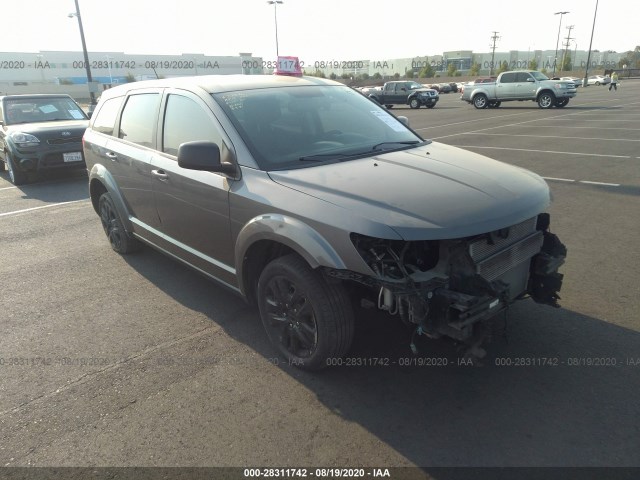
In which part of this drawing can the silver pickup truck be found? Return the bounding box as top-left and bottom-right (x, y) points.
(461, 70), (577, 109)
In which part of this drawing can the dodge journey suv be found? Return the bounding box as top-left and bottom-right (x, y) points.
(83, 74), (566, 370)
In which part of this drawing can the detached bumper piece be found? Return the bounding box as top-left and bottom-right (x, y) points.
(529, 214), (567, 308)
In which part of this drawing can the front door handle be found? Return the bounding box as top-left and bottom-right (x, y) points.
(151, 169), (169, 180)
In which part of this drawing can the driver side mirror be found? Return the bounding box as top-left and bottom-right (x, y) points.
(177, 141), (236, 176)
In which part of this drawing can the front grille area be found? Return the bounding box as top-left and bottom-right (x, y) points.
(475, 231), (543, 281)
(47, 137), (83, 145)
(469, 216), (538, 263)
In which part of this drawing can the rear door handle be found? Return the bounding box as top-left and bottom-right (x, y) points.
(151, 169), (169, 180)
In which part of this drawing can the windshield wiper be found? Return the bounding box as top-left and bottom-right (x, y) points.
(371, 141), (423, 151)
(299, 152), (361, 162)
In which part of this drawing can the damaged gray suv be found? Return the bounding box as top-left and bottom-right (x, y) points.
(83, 74), (566, 370)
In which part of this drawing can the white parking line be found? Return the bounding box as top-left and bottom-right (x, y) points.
(525, 125), (640, 131)
(453, 145), (632, 159)
(0, 199), (89, 218)
(462, 133), (640, 142)
(542, 177), (621, 187)
(0, 186), (18, 191)
(579, 180), (621, 187)
(542, 177), (575, 183)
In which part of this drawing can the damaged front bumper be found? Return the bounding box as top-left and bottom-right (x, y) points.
(326, 213), (566, 344)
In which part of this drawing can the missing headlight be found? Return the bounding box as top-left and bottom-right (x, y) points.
(350, 233), (439, 281)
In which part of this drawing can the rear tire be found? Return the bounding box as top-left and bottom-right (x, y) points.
(426, 104), (435, 109)
(385, 105), (393, 109)
(488, 101), (501, 108)
(555, 98), (569, 108)
(98, 192), (142, 254)
(257, 254), (354, 371)
(473, 94), (488, 109)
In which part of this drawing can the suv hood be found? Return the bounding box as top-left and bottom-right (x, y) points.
(268, 143), (550, 240)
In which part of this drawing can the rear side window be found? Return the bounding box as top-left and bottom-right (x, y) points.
(162, 94), (221, 156)
(118, 93), (160, 147)
(92, 96), (123, 136)
(500, 73), (517, 83)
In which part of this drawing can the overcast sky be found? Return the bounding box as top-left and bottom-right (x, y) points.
(3, 0), (635, 61)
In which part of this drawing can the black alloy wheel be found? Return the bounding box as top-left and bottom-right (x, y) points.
(257, 254), (354, 370)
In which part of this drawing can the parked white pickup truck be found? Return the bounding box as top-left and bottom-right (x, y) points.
(461, 70), (577, 109)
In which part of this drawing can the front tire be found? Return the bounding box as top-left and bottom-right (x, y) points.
(473, 94), (488, 109)
(538, 92), (555, 109)
(98, 192), (142, 254)
(257, 254), (354, 371)
(409, 98), (420, 109)
(6, 154), (29, 185)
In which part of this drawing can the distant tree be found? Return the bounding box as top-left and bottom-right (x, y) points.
(329, 73), (337, 80)
(124, 72), (136, 83)
(372, 72), (382, 80)
(393, 72), (400, 79)
(497, 60), (509, 74)
(405, 69), (415, 78)
(470, 62), (481, 76)
(340, 73), (350, 79)
(561, 54), (572, 72)
(361, 73), (370, 80)
(418, 64), (435, 78)
(528, 59), (538, 70)
(447, 63), (458, 77)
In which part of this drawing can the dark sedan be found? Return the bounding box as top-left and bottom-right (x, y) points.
(0, 94), (89, 185)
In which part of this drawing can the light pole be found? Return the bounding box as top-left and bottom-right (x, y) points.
(553, 11), (569, 76)
(583, 0), (599, 86)
(68, 0), (96, 106)
(104, 55), (113, 85)
(35, 54), (46, 84)
(267, 0), (283, 58)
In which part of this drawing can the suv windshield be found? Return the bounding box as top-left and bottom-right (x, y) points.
(213, 85), (425, 170)
(3, 97), (87, 125)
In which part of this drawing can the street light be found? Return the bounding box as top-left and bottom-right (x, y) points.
(582, 0), (599, 87)
(104, 55), (113, 85)
(68, 0), (96, 107)
(267, 0), (283, 57)
(553, 11), (569, 76)
(35, 54), (46, 84)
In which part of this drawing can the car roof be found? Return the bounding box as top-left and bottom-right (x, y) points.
(98, 74), (343, 100)
(0, 94), (73, 101)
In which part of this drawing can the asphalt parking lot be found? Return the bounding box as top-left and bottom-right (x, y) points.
(1, 80), (639, 477)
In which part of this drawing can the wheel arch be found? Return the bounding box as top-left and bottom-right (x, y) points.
(88, 163), (134, 233)
(235, 214), (348, 301)
(537, 89), (555, 100)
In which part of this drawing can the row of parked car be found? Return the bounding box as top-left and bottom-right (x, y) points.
(559, 75), (611, 87)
